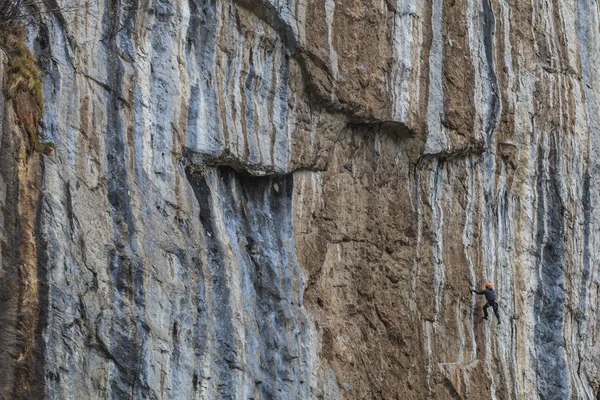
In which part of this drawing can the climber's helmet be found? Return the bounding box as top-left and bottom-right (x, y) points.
(485, 282), (492, 288)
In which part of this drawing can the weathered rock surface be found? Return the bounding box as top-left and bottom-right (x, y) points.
(1, 0), (600, 398)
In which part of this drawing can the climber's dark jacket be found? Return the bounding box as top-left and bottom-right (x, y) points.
(472, 288), (500, 323)
(472, 288), (496, 303)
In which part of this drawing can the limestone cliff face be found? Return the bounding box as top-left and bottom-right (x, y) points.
(0, 0), (599, 399)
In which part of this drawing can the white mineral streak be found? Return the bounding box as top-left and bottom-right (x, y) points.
(424, 320), (433, 393)
(463, 158), (478, 362)
(391, 0), (422, 124)
(324, 0), (339, 80)
(409, 168), (424, 314)
(466, 0), (483, 138)
(423, 0), (446, 154)
(429, 160), (445, 322)
(577, 1), (600, 398)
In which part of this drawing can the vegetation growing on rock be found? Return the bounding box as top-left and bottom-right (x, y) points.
(0, 6), (53, 156)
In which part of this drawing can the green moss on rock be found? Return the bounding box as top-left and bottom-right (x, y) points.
(1, 33), (49, 155)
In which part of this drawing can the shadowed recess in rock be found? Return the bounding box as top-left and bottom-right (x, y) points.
(533, 136), (568, 399)
(185, 165), (311, 399)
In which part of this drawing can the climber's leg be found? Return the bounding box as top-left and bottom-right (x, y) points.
(483, 302), (489, 320)
(492, 302), (501, 324)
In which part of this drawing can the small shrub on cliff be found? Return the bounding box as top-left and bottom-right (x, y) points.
(0, 1), (53, 155)
(1, 34), (43, 111)
(0, 0), (26, 31)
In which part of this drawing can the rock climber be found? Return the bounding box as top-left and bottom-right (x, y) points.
(471, 282), (500, 324)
